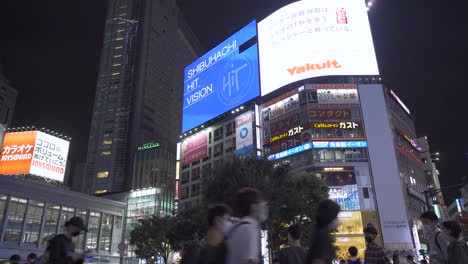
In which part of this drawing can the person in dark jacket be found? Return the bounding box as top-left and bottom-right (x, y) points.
(308, 199), (341, 264)
(47, 216), (88, 264)
(279, 224), (307, 264)
(9, 255), (20, 264)
(441, 220), (468, 264)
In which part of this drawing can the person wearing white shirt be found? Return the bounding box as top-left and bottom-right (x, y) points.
(226, 188), (268, 264)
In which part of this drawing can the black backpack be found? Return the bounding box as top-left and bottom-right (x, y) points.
(198, 221), (250, 264)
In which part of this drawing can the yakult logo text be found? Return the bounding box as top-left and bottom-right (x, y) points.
(287, 60), (342, 76)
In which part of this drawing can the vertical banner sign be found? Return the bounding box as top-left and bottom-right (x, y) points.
(181, 132), (208, 166)
(0, 131), (37, 175)
(236, 111), (254, 156)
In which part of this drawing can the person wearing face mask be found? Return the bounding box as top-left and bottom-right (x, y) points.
(279, 224), (307, 264)
(441, 220), (468, 264)
(198, 204), (233, 264)
(226, 188), (268, 264)
(307, 199), (341, 264)
(363, 224), (390, 264)
(419, 211), (449, 264)
(47, 216), (88, 264)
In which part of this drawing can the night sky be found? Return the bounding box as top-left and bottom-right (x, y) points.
(1, 0), (467, 203)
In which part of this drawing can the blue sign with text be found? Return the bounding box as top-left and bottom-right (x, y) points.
(182, 20), (260, 133)
(312, 141), (368, 149)
(268, 142), (313, 161)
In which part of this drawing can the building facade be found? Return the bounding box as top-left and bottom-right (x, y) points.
(84, 0), (201, 195)
(178, 82), (437, 255)
(0, 176), (126, 263)
(0, 64), (18, 147)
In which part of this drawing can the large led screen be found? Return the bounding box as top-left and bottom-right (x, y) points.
(182, 20), (260, 133)
(258, 0), (379, 96)
(0, 131), (70, 182)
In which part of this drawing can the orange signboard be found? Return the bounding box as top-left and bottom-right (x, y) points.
(0, 131), (37, 175)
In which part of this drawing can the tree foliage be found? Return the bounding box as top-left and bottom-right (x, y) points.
(129, 216), (172, 264)
(202, 157), (329, 254)
(166, 205), (207, 251)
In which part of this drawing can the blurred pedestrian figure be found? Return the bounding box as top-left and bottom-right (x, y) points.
(418, 260), (427, 264)
(392, 254), (400, 264)
(308, 199), (341, 264)
(279, 224), (307, 264)
(441, 220), (468, 264)
(226, 188), (268, 264)
(9, 255), (20, 264)
(420, 211), (449, 264)
(27, 253), (37, 264)
(198, 204), (233, 264)
(405, 255), (416, 264)
(181, 242), (200, 264)
(47, 216), (88, 264)
(339, 260), (346, 264)
(363, 224), (390, 264)
(347, 246), (363, 264)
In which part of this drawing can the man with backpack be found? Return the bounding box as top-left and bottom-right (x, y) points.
(226, 188), (268, 264)
(441, 220), (468, 264)
(47, 216), (88, 264)
(347, 246), (363, 264)
(420, 211), (449, 264)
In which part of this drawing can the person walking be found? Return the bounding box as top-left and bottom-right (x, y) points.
(279, 224), (307, 264)
(405, 255), (416, 264)
(392, 254), (400, 264)
(420, 211), (449, 264)
(8, 255), (20, 264)
(347, 246), (363, 264)
(26, 253), (37, 264)
(363, 224), (390, 264)
(226, 188), (268, 264)
(198, 204), (233, 264)
(47, 216), (88, 264)
(307, 199), (341, 264)
(441, 220), (468, 264)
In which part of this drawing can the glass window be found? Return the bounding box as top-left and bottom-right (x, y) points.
(23, 200), (44, 244)
(86, 212), (101, 250)
(5, 197), (27, 242)
(99, 214), (113, 252)
(0, 194), (8, 237)
(42, 203), (60, 245)
(58, 206), (76, 233)
(97, 172), (109, 178)
(74, 209), (87, 250)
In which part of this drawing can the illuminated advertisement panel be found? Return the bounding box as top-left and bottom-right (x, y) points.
(313, 140), (367, 148)
(267, 142), (312, 161)
(329, 185), (360, 210)
(0, 131), (37, 175)
(182, 20), (260, 133)
(258, 0), (379, 96)
(309, 108), (352, 120)
(317, 89), (359, 104)
(235, 111), (254, 156)
(335, 236), (366, 259)
(0, 131), (70, 182)
(181, 132), (208, 166)
(336, 211), (363, 235)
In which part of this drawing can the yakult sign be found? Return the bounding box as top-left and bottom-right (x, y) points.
(258, 0), (379, 96)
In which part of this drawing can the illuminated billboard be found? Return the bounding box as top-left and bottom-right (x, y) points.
(258, 0), (379, 96)
(182, 20), (260, 133)
(180, 132), (208, 166)
(0, 131), (70, 182)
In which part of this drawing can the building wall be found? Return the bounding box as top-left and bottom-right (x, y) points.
(85, 0), (201, 195)
(0, 177), (126, 262)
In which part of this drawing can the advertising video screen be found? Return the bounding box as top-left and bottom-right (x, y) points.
(182, 20), (260, 133)
(0, 131), (70, 182)
(258, 0), (379, 96)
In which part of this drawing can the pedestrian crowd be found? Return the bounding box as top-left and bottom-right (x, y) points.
(3, 189), (468, 264)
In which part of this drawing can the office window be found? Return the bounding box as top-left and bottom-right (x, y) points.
(114, 46), (124, 49)
(86, 212), (101, 250)
(103, 140), (113, 145)
(97, 172), (109, 178)
(23, 200), (44, 244)
(99, 214), (113, 252)
(75, 209), (87, 250)
(58, 207), (76, 233)
(5, 197), (27, 242)
(42, 203), (60, 245)
(0, 195), (7, 236)
(100, 151), (111, 156)
(95, 190), (107, 194)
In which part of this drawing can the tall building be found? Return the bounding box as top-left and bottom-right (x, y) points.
(0, 63), (18, 147)
(84, 0), (201, 195)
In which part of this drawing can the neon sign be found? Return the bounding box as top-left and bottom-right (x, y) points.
(137, 142), (160, 151)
